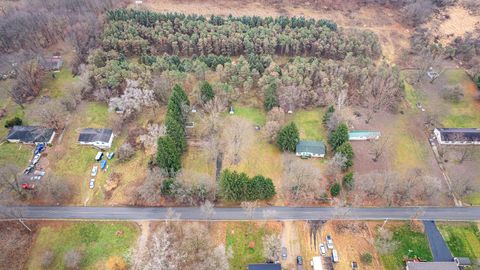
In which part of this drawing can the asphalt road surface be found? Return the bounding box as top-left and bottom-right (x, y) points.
(1, 206), (480, 221)
(423, 221), (453, 261)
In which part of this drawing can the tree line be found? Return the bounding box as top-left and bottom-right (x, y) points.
(102, 9), (381, 60)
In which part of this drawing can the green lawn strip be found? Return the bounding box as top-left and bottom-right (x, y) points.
(465, 193), (480, 206)
(226, 223), (268, 270)
(28, 222), (138, 270)
(291, 108), (325, 141)
(403, 80), (422, 108)
(444, 69), (469, 86)
(234, 106), (266, 125)
(438, 223), (480, 260)
(41, 68), (79, 98)
(84, 102), (110, 127)
(380, 225), (432, 270)
(0, 142), (32, 167)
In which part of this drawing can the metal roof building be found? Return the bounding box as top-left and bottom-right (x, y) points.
(295, 140), (326, 158)
(6, 125), (55, 144)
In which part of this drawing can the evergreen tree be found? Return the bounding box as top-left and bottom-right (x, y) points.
(337, 142), (354, 169)
(219, 170), (248, 201)
(199, 81), (214, 104)
(342, 172), (354, 191)
(264, 86), (279, 111)
(328, 123), (349, 150)
(165, 116), (187, 153)
(322, 105), (335, 125)
(330, 183), (341, 197)
(156, 136), (181, 176)
(247, 175), (276, 200)
(276, 122), (300, 152)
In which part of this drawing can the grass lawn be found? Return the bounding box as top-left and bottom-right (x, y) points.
(438, 222), (480, 260)
(226, 223), (268, 270)
(380, 224), (432, 270)
(41, 68), (79, 98)
(234, 106), (266, 125)
(403, 80), (423, 108)
(291, 108), (326, 141)
(465, 193), (480, 206)
(28, 222), (138, 270)
(0, 142), (32, 167)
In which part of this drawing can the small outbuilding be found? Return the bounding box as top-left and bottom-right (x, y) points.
(454, 257), (471, 269)
(348, 130), (381, 141)
(6, 125), (55, 144)
(78, 128), (114, 150)
(434, 128), (480, 145)
(295, 140), (326, 158)
(39, 56), (63, 72)
(405, 261), (459, 270)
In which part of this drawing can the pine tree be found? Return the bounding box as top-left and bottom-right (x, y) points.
(322, 105), (335, 125)
(156, 136), (181, 176)
(330, 183), (341, 197)
(342, 172), (354, 191)
(165, 116), (187, 153)
(328, 123), (349, 150)
(336, 142), (354, 169)
(199, 81), (214, 104)
(276, 122), (300, 152)
(264, 86), (279, 111)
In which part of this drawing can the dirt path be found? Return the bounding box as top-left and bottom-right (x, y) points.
(135, 221), (152, 259)
(281, 221), (301, 269)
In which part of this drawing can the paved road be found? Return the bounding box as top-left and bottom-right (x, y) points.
(1, 206), (480, 221)
(423, 221), (453, 261)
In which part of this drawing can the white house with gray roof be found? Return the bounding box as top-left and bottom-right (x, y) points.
(78, 128), (114, 149)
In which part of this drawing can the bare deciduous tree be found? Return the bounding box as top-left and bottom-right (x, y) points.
(134, 168), (168, 204)
(64, 249), (82, 270)
(9, 60), (45, 107)
(0, 165), (26, 200)
(369, 137), (389, 162)
(200, 200), (215, 220)
(375, 228), (398, 255)
(37, 175), (72, 204)
(138, 123), (166, 152)
(109, 80), (157, 119)
(282, 155), (324, 202)
(224, 117), (252, 165)
(263, 234), (281, 262)
(117, 143), (135, 162)
(37, 100), (67, 130)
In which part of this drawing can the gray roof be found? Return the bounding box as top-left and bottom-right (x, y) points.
(436, 128), (480, 142)
(406, 262), (459, 270)
(454, 257), (471, 265)
(7, 126), (55, 143)
(39, 57), (63, 70)
(78, 128), (112, 143)
(296, 140), (326, 155)
(248, 264), (282, 270)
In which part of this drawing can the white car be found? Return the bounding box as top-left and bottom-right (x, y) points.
(89, 178), (95, 189)
(326, 235), (334, 249)
(319, 243), (326, 256)
(91, 166), (98, 177)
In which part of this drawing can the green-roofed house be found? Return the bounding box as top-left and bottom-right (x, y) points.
(348, 130), (381, 141)
(295, 140), (326, 158)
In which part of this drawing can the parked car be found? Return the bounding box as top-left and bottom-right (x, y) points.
(296, 256), (303, 265)
(30, 175), (42, 181)
(326, 235), (334, 249)
(95, 151), (103, 161)
(34, 170), (46, 176)
(281, 247), (287, 260)
(89, 179), (95, 189)
(320, 243), (326, 256)
(24, 165), (34, 175)
(107, 152), (115, 160)
(34, 143), (45, 155)
(100, 159), (107, 170)
(91, 166), (98, 177)
(21, 183), (35, 190)
(32, 153), (41, 165)
(332, 250), (339, 263)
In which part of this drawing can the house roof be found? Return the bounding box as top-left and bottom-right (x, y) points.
(454, 257), (471, 265)
(296, 140), (326, 155)
(406, 262), (458, 270)
(248, 264), (282, 270)
(39, 57), (63, 70)
(7, 126), (55, 143)
(436, 128), (480, 142)
(78, 128), (113, 143)
(349, 130), (381, 138)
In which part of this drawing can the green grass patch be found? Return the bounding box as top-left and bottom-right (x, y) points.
(403, 81), (422, 108)
(226, 223), (268, 270)
(41, 68), (79, 98)
(84, 102), (110, 127)
(380, 225), (432, 270)
(291, 108), (325, 141)
(438, 223), (480, 260)
(28, 222), (138, 270)
(445, 69), (469, 85)
(465, 193), (480, 206)
(0, 142), (32, 167)
(233, 106), (266, 125)
(392, 116), (429, 173)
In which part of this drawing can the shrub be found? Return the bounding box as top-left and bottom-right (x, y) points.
(322, 105), (335, 126)
(342, 172), (354, 191)
(199, 81), (214, 103)
(4, 117), (22, 128)
(117, 143), (135, 162)
(276, 122), (300, 152)
(330, 183), (341, 197)
(441, 86), (463, 103)
(360, 252), (373, 264)
(476, 75), (480, 90)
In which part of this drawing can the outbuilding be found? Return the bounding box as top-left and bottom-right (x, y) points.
(295, 140), (326, 158)
(434, 128), (480, 145)
(6, 125), (55, 144)
(78, 128), (114, 150)
(405, 261), (459, 270)
(348, 130), (381, 141)
(248, 264), (282, 270)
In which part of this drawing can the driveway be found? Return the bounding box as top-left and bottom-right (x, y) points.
(423, 220), (453, 262)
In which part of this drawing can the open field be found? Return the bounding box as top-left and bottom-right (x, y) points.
(438, 222), (480, 261)
(27, 222), (138, 270)
(0, 142), (32, 168)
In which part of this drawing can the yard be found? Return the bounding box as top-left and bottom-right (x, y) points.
(379, 223), (432, 270)
(0, 142), (32, 168)
(27, 222), (138, 270)
(438, 222), (480, 261)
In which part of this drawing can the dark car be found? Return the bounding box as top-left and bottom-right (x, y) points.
(296, 256), (303, 265)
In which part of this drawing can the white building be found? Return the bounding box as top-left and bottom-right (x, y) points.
(78, 128), (114, 149)
(434, 128), (480, 145)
